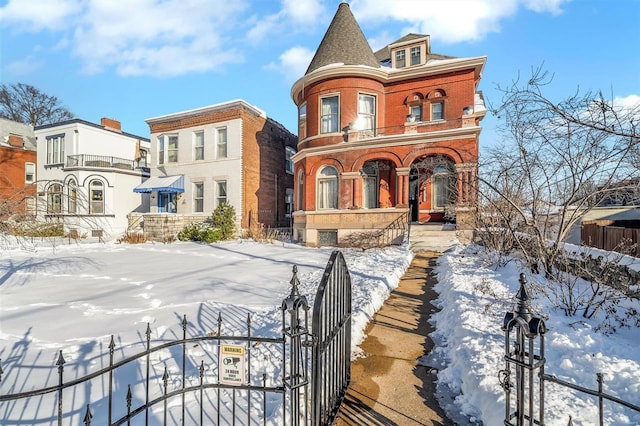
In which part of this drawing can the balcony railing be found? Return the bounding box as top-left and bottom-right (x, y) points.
(66, 154), (149, 173)
(344, 115), (479, 142)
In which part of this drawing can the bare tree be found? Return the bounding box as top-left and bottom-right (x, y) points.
(0, 83), (74, 127)
(476, 66), (640, 279)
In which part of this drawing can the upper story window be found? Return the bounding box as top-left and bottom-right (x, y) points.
(357, 94), (376, 131)
(46, 135), (65, 164)
(194, 131), (204, 161)
(167, 135), (178, 163)
(298, 103), (307, 140)
(431, 102), (444, 121)
(410, 46), (421, 66)
(395, 50), (406, 68)
(25, 162), (35, 183)
(158, 134), (178, 164)
(90, 180), (104, 214)
(193, 182), (204, 213)
(285, 146), (295, 174)
(217, 127), (227, 159)
(158, 136), (165, 165)
(409, 105), (422, 122)
(320, 95), (339, 134)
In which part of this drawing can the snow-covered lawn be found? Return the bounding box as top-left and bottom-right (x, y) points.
(0, 238), (638, 425)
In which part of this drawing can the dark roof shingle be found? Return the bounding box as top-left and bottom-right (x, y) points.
(306, 3), (379, 75)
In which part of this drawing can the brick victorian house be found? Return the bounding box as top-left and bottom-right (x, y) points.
(0, 118), (37, 219)
(291, 3), (486, 246)
(139, 100), (297, 240)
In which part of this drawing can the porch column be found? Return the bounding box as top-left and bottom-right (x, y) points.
(455, 163), (477, 205)
(396, 167), (411, 207)
(342, 172), (361, 209)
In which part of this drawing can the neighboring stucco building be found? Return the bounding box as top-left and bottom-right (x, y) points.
(139, 99), (297, 240)
(291, 3), (486, 246)
(0, 118), (37, 219)
(34, 118), (150, 238)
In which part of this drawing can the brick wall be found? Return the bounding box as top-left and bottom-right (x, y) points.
(0, 145), (37, 218)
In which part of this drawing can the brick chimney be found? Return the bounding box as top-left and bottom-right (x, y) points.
(101, 117), (122, 132)
(7, 134), (24, 148)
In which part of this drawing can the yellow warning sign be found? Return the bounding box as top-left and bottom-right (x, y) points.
(219, 344), (246, 385)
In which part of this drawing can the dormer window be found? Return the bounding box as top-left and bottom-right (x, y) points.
(410, 46), (421, 66)
(395, 50), (406, 68)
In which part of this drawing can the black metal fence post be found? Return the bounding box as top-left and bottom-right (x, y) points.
(501, 273), (547, 426)
(282, 265), (310, 426)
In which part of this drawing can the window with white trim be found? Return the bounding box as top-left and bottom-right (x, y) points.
(320, 95), (339, 133)
(217, 127), (227, 159)
(409, 105), (422, 122)
(216, 180), (227, 207)
(193, 182), (204, 213)
(194, 131), (204, 161)
(158, 136), (165, 165)
(25, 196), (36, 216)
(410, 46), (421, 66)
(395, 50), (406, 68)
(167, 135), (178, 163)
(90, 180), (104, 214)
(431, 102), (444, 121)
(46, 135), (65, 164)
(317, 166), (338, 209)
(357, 94), (376, 131)
(285, 146), (295, 174)
(298, 103), (307, 140)
(25, 162), (35, 183)
(432, 166), (454, 208)
(297, 170), (304, 211)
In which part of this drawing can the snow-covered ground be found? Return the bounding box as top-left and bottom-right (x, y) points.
(0, 237), (638, 425)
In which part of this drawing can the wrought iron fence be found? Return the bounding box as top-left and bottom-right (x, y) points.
(500, 274), (640, 425)
(0, 252), (353, 426)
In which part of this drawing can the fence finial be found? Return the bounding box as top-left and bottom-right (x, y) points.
(515, 273), (532, 322)
(83, 404), (93, 425)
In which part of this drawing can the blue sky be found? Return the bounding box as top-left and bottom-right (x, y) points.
(1, 0), (639, 148)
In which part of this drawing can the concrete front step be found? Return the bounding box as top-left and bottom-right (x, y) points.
(409, 222), (458, 253)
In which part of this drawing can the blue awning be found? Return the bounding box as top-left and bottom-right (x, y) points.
(134, 175), (184, 193)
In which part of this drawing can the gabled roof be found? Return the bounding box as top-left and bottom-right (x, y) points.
(373, 33), (456, 64)
(305, 2), (379, 75)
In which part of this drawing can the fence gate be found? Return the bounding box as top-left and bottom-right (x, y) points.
(310, 250), (352, 425)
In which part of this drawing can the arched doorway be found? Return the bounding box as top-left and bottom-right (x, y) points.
(408, 155), (456, 222)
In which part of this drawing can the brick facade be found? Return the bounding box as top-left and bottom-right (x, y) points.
(290, 3), (486, 246)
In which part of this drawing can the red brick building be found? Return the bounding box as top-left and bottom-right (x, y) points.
(291, 3), (486, 246)
(0, 118), (37, 219)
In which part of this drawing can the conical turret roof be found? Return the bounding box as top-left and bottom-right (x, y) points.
(305, 2), (379, 75)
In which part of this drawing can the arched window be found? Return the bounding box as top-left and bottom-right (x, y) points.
(90, 180), (104, 214)
(68, 179), (77, 214)
(317, 166), (338, 210)
(47, 183), (63, 213)
(297, 169), (304, 211)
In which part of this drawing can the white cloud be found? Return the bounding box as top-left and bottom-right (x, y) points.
(613, 94), (640, 110)
(266, 46), (315, 82)
(1, 0), (248, 77)
(247, 0), (326, 43)
(0, 0), (83, 31)
(349, 0), (571, 44)
(4, 56), (44, 75)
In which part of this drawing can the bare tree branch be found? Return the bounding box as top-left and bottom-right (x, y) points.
(0, 83), (74, 127)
